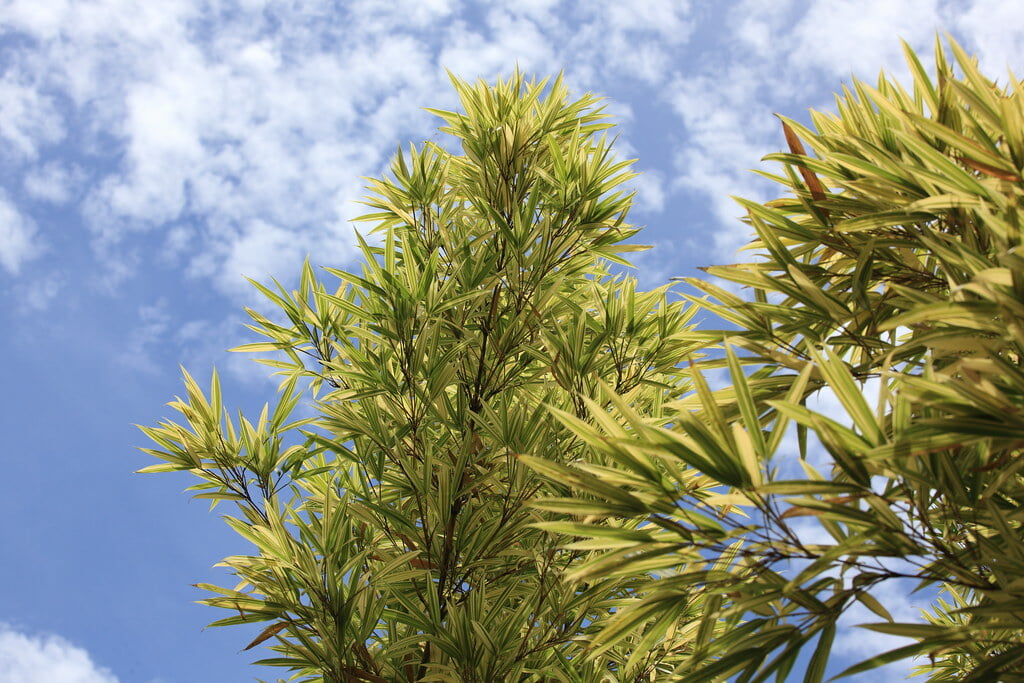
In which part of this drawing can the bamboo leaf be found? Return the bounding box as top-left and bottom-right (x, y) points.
(243, 621), (290, 651)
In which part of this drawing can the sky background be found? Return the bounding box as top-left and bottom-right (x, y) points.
(1, 1), (1022, 681)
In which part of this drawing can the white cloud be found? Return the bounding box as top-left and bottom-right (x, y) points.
(0, 0), (72, 38)
(786, 516), (836, 548)
(834, 579), (930, 681)
(118, 299), (172, 374)
(955, 0), (1024, 77)
(733, 0), (798, 59)
(629, 169), (667, 215)
(0, 190), (40, 274)
(42, 2), (450, 291)
(175, 313), (278, 386)
(0, 0), (706, 296)
(0, 624), (118, 683)
(789, 0), (943, 81)
(215, 219), (309, 297)
(806, 376), (882, 425)
(0, 70), (65, 159)
(347, 0), (457, 29)
(23, 161), (83, 204)
(657, 0), (1024, 262)
(574, 0), (693, 85)
(666, 62), (777, 254)
(10, 273), (62, 312)
(2, 0), (1022, 297)
(439, 14), (557, 80)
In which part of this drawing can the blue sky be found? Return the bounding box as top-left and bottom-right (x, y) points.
(1, 1), (1021, 681)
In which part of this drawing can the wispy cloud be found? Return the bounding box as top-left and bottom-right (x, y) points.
(835, 578), (932, 681)
(0, 189), (40, 274)
(23, 161), (85, 204)
(2, 0), (1022, 301)
(0, 70), (65, 159)
(657, 0), (1020, 261)
(0, 0), (702, 299)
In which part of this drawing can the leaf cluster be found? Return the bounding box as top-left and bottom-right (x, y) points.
(530, 37), (1024, 681)
(141, 72), (705, 682)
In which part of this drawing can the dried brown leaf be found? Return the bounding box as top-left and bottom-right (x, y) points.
(958, 156), (1021, 181)
(242, 620), (289, 651)
(780, 505), (826, 520)
(779, 117), (828, 204)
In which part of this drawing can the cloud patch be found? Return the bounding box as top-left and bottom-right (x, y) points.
(658, 0), (1023, 260)
(0, 0), (704, 297)
(0, 70), (65, 160)
(23, 161), (84, 204)
(0, 190), (40, 275)
(0, 624), (118, 683)
(1, 0), (1022, 295)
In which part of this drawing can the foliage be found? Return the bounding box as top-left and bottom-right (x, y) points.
(529, 37), (1024, 681)
(139, 72), (706, 681)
